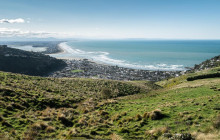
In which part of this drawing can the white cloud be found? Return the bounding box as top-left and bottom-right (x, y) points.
(0, 28), (58, 38)
(0, 27), (83, 39)
(0, 18), (25, 24)
(0, 27), (132, 39)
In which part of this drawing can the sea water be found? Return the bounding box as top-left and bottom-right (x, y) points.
(52, 40), (220, 71)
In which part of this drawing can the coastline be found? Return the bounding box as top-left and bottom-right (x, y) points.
(49, 42), (85, 60)
(52, 42), (119, 65)
(49, 42), (67, 54)
(54, 42), (185, 70)
(44, 42), (66, 55)
(48, 42), (182, 81)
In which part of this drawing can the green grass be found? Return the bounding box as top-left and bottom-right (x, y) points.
(156, 66), (220, 88)
(0, 68), (220, 139)
(71, 69), (84, 73)
(0, 71), (147, 139)
(96, 78), (220, 139)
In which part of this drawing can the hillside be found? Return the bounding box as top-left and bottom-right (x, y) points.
(190, 55), (220, 72)
(2, 41), (63, 54)
(0, 71), (151, 139)
(0, 45), (66, 76)
(0, 67), (219, 139)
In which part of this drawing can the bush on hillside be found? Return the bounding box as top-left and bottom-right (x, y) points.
(100, 88), (112, 99)
(187, 73), (220, 81)
(213, 115), (220, 129)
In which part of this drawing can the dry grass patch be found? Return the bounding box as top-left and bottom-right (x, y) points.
(46, 126), (56, 133)
(31, 122), (48, 131)
(135, 114), (142, 121)
(145, 126), (169, 138)
(143, 109), (166, 120)
(193, 131), (220, 140)
(110, 133), (124, 140)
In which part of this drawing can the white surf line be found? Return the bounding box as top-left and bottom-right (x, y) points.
(57, 42), (184, 71)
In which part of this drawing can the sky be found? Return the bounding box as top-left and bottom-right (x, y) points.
(0, 0), (220, 40)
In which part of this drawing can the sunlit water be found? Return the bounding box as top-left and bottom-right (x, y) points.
(51, 40), (220, 71)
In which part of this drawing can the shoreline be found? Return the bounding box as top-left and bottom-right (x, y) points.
(53, 42), (185, 71)
(49, 42), (86, 60)
(48, 42), (183, 81)
(47, 42), (67, 55)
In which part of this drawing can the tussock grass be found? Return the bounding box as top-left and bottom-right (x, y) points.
(0, 67), (220, 139)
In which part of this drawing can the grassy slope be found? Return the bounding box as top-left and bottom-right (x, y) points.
(106, 67), (220, 139)
(0, 71), (148, 139)
(0, 67), (220, 139)
(111, 79), (220, 139)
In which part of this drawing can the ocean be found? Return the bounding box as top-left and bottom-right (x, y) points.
(51, 40), (220, 71)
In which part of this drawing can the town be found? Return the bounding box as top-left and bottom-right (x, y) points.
(49, 59), (182, 81)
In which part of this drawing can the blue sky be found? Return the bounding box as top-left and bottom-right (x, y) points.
(0, 0), (220, 39)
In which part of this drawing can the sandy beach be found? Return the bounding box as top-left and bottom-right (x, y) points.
(49, 42), (85, 60)
(52, 42), (116, 65)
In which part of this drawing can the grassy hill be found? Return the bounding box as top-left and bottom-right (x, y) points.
(190, 55), (220, 72)
(0, 67), (220, 139)
(0, 45), (66, 76)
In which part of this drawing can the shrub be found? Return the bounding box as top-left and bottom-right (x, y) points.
(187, 73), (220, 81)
(31, 122), (48, 131)
(99, 110), (109, 116)
(90, 130), (98, 135)
(142, 109), (166, 120)
(100, 88), (112, 99)
(126, 117), (133, 122)
(111, 114), (121, 121)
(67, 128), (78, 137)
(143, 112), (150, 119)
(31, 123), (42, 131)
(135, 114), (142, 121)
(118, 127), (129, 133)
(121, 112), (127, 116)
(140, 119), (148, 126)
(2, 120), (12, 127)
(12, 103), (25, 110)
(39, 122), (48, 130)
(58, 113), (73, 127)
(170, 133), (194, 140)
(0, 115), (3, 121)
(78, 117), (88, 126)
(82, 108), (89, 114)
(22, 130), (39, 139)
(149, 109), (165, 120)
(213, 115), (220, 129)
(6, 104), (14, 111)
(145, 127), (169, 138)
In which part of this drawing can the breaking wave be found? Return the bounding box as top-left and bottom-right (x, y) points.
(58, 42), (184, 71)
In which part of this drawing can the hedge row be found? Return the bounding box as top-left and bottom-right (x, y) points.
(187, 73), (220, 81)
